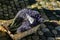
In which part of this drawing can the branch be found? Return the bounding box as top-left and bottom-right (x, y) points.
(13, 25), (40, 40)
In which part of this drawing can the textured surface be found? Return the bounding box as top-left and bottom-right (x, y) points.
(0, 0), (29, 20)
(0, 0), (60, 40)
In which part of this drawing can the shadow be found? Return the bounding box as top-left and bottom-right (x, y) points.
(0, 31), (13, 40)
(42, 8), (60, 21)
(44, 22), (60, 37)
(28, 0), (36, 5)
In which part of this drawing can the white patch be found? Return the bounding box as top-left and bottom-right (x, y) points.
(26, 14), (34, 24)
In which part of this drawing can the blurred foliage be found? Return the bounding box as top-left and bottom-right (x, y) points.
(27, 0), (60, 10)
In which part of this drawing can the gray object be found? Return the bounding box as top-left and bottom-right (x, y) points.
(12, 8), (43, 33)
